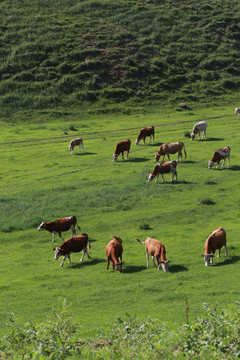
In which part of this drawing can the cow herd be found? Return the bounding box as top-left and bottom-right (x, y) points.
(37, 115), (235, 270)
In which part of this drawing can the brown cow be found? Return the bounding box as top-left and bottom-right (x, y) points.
(208, 146), (231, 169)
(136, 237), (170, 272)
(106, 236), (124, 272)
(155, 142), (187, 162)
(38, 216), (81, 242)
(148, 161), (177, 183)
(69, 137), (84, 154)
(135, 126), (155, 145)
(201, 227), (228, 266)
(53, 233), (91, 267)
(113, 139), (131, 162)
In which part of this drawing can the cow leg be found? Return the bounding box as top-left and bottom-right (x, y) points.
(152, 256), (157, 267)
(81, 143), (84, 152)
(227, 156), (230, 166)
(167, 153), (170, 161)
(126, 151), (129, 159)
(216, 162), (220, 169)
(179, 151), (182, 162)
(121, 151), (124, 160)
(161, 174), (165, 183)
(80, 250), (86, 262)
(146, 252), (150, 267)
(155, 174), (159, 182)
(143, 137), (146, 144)
(58, 233), (65, 242)
(60, 256), (68, 267)
(68, 255), (71, 264)
(217, 249), (221, 258)
(222, 159), (225, 167)
(52, 232), (56, 243)
(71, 225), (76, 237)
(224, 245), (228, 256)
(107, 257), (110, 269)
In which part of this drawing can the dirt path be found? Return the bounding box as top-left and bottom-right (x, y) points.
(0, 114), (232, 146)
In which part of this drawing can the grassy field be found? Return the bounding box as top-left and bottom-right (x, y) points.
(0, 104), (239, 339)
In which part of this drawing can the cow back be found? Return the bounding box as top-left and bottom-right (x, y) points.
(115, 139), (131, 154)
(61, 234), (89, 253)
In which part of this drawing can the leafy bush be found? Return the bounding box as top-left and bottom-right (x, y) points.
(0, 301), (81, 359)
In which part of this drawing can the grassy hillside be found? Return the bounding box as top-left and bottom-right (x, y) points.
(1, 0), (240, 119)
(0, 106), (239, 344)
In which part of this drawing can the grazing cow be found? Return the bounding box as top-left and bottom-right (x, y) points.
(53, 233), (91, 267)
(208, 146), (231, 169)
(135, 126), (155, 145)
(106, 236), (123, 272)
(113, 139), (131, 162)
(38, 216), (81, 242)
(136, 237), (170, 272)
(69, 137), (84, 154)
(148, 161), (177, 183)
(191, 121), (207, 140)
(234, 107), (240, 120)
(155, 142), (187, 162)
(201, 227), (228, 266)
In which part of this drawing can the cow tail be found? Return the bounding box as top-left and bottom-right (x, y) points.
(77, 223), (81, 231)
(136, 238), (145, 244)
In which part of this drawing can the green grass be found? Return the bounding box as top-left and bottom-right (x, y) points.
(0, 106), (239, 340)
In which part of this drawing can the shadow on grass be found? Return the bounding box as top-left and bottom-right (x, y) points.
(229, 165), (240, 171)
(69, 258), (105, 269)
(75, 152), (97, 155)
(169, 264), (188, 273)
(213, 256), (240, 267)
(204, 137), (225, 141)
(183, 160), (197, 164)
(128, 157), (150, 163)
(123, 265), (147, 273)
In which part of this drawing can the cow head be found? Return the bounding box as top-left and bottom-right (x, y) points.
(37, 221), (47, 231)
(53, 247), (64, 260)
(68, 145), (73, 151)
(155, 153), (160, 161)
(148, 174), (155, 182)
(116, 262), (124, 273)
(201, 254), (214, 266)
(190, 132), (196, 140)
(113, 154), (118, 162)
(135, 138), (140, 145)
(208, 160), (214, 169)
(158, 260), (170, 272)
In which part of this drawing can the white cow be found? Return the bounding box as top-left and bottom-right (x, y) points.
(234, 107), (240, 120)
(191, 121), (207, 140)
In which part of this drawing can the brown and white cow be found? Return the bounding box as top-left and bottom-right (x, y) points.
(191, 121), (207, 140)
(135, 126), (155, 145)
(106, 236), (124, 272)
(38, 216), (81, 242)
(148, 161), (177, 183)
(136, 237), (170, 272)
(69, 137), (84, 154)
(155, 142), (187, 162)
(113, 139), (131, 162)
(234, 107), (240, 120)
(201, 227), (228, 266)
(53, 233), (91, 267)
(208, 146), (231, 169)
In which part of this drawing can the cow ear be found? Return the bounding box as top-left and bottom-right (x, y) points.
(53, 248), (56, 251)
(200, 254), (204, 257)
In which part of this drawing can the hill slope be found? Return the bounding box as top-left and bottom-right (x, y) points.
(1, 0), (240, 116)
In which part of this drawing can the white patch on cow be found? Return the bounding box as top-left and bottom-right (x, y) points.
(37, 222), (45, 231)
(113, 154), (117, 162)
(53, 247), (61, 260)
(135, 139), (140, 145)
(161, 261), (170, 272)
